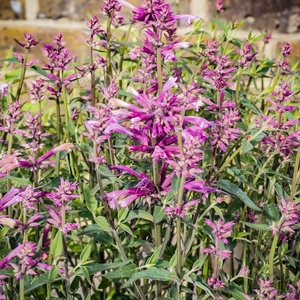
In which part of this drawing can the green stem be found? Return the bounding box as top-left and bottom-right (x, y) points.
(271, 70), (280, 90)
(243, 243), (248, 294)
(290, 147), (300, 200)
(55, 96), (61, 175)
(278, 245), (284, 292)
(253, 152), (276, 186)
(62, 85), (70, 141)
(61, 204), (72, 299)
(119, 24), (132, 90)
(269, 233), (279, 280)
(20, 272), (25, 300)
(15, 49), (29, 101)
(235, 67), (242, 103)
(105, 18), (112, 86)
(90, 46), (96, 106)
(7, 125), (14, 217)
(157, 47), (163, 94)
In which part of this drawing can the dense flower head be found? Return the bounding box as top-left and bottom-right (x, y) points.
(44, 33), (76, 73)
(19, 186), (40, 211)
(270, 198), (300, 241)
(210, 109), (241, 152)
(263, 32), (272, 44)
(82, 104), (113, 145)
(30, 78), (46, 102)
(101, 0), (121, 19)
(202, 54), (236, 91)
(282, 43), (292, 57)
(15, 33), (38, 49)
(131, 0), (177, 38)
(254, 278), (284, 299)
(165, 200), (200, 219)
(286, 281), (300, 300)
(203, 244), (231, 260)
(47, 178), (78, 207)
(216, 0), (225, 12)
(0, 101), (22, 134)
(237, 43), (257, 67)
(205, 218), (234, 244)
(86, 16), (105, 44)
(9, 242), (39, 280)
(208, 276), (225, 290)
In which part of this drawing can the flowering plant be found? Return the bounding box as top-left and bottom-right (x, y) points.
(0, 0), (299, 299)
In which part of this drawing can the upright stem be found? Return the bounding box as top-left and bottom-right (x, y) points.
(105, 19), (112, 86)
(290, 147), (300, 200)
(15, 49), (29, 102)
(61, 203), (72, 299)
(243, 243), (248, 294)
(7, 124), (14, 217)
(55, 96), (61, 175)
(269, 233), (279, 280)
(90, 46), (96, 107)
(157, 47), (163, 94)
(235, 67), (242, 103)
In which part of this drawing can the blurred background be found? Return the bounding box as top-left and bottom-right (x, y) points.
(0, 0), (300, 63)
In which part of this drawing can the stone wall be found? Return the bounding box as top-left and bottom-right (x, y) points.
(0, 0), (300, 62)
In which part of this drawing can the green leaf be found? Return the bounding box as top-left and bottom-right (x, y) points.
(117, 90), (135, 98)
(187, 274), (214, 297)
(216, 180), (262, 211)
(241, 98), (260, 114)
(123, 210), (153, 222)
(81, 266), (92, 285)
(242, 138), (253, 154)
(250, 128), (267, 142)
(7, 175), (31, 186)
(229, 283), (246, 300)
(121, 268), (172, 288)
(147, 246), (162, 265)
(80, 225), (114, 245)
(264, 203), (280, 223)
(80, 241), (92, 264)
(30, 65), (49, 77)
(118, 208), (128, 224)
(103, 263), (137, 280)
(25, 272), (49, 293)
(48, 265), (59, 284)
(75, 261), (132, 276)
(119, 223), (133, 236)
(153, 206), (165, 224)
(0, 57), (20, 63)
(213, 205), (224, 219)
(243, 222), (271, 231)
(0, 226), (10, 240)
(83, 184), (97, 213)
(50, 231), (63, 259)
(229, 166), (256, 190)
(169, 253), (177, 268)
(94, 216), (110, 232)
(211, 17), (229, 35)
(192, 255), (208, 270)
